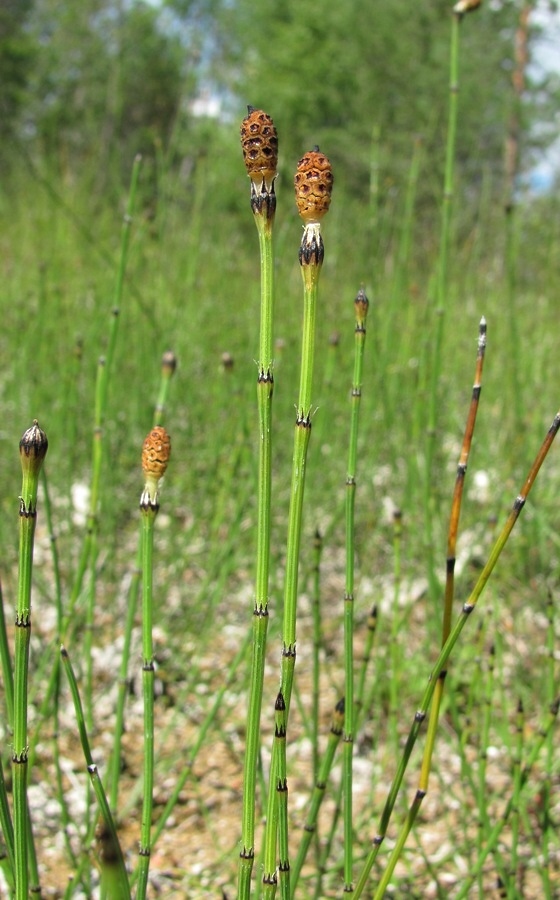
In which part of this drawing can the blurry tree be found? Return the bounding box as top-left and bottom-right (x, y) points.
(20, 0), (199, 187)
(215, 0), (554, 212)
(0, 0), (35, 151)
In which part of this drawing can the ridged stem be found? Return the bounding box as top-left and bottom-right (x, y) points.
(60, 646), (130, 899)
(66, 154), (142, 625)
(262, 223), (323, 891)
(13, 423), (47, 900)
(342, 288), (369, 895)
(454, 696), (560, 900)
(109, 353), (176, 815)
(239, 191), (276, 896)
(423, 11), (461, 602)
(290, 698), (344, 896)
(136, 498), (158, 900)
(353, 406), (560, 898)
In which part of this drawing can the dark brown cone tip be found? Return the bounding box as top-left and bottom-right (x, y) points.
(240, 107), (278, 186)
(294, 148), (333, 223)
(354, 287), (369, 323)
(19, 420), (48, 471)
(161, 350), (177, 376)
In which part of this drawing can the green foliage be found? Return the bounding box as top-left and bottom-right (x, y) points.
(217, 0), (539, 212)
(21, 0), (187, 184)
(0, 0), (34, 145)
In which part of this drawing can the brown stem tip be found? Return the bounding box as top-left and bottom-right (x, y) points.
(354, 287), (369, 325)
(294, 147), (333, 223)
(161, 350), (177, 378)
(453, 0), (482, 15)
(240, 107), (278, 190)
(19, 420), (48, 474)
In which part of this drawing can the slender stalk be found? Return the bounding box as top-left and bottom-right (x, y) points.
(508, 698), (524, 893)
(0, 590), (15, 889)
(423, 8), (462, 602)
(136, 427), (171, 900)
(369, 316), (486, 893)
(277, 695), (290, 900)
(13, 422), (48, 900)
(66, 154), (142, 624)
(342, 288), (369, 895)
(60, 646), (130, 899)
(540, 592), (556, 896)
(109, 351), (176, 815)
(476, 643), (496, 895)
(310, 528), (323, 789)
(454, 696), (560, 900)
(262, 694), (289, 899)
(238, 107), (278, 897)
(290, 698), (344, 896)
(504, 3), (531, 425)
(353, 406), (560, 898)
(355, 604), (378, 730)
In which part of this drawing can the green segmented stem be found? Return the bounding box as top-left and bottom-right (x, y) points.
(281, 229), (322, 709)
(290, 698), (344, 896)
(261, 224), (323, 894)
(13, 423), (47, 900)
(353, 407), (560, 898)
(311, 529), (323, 781)
(60, 646), (130, 899)
(239, 178), (276, 897)
(66, 154), (142, 627)
(262, 693), (288, 897)
(136, 495), (159, 900)
(424, 10), (461, 602)
(276, 695), (289, 900)
(341, 288), (369, 895)
(454, 696), (560, 900)
(110, 354), (176, 815)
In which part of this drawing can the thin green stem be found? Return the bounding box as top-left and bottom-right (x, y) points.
(136, 499), (158, 900)
(454, 696), (560, 900)
(239, 184), (276, 896)
(109, 353), (176, 815)
(261, 221), (324, 895)
(342, 288), (369, 895)
(290, 698), (344, 896)
(424, 11), (461, 602)
(67, 155), (142, 623)
(13, 423), (47, 900)
(277, 695), (290, 900)
(353, 407), (560, 898)
(60, 646), (130, 899)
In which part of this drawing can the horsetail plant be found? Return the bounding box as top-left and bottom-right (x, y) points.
(110, 350), (177, 816)
(366, 316), (487, 896)
(67, 154), (143, 628)
(60, 645), (130, 899)
(136, 425), (171, 899)
(290, 698), (345, 896)
(424, 1), (478, 601)
(342, 286), (369, 895)
(238, 106), (279, 897)
(261, 146), (333, 893)
(280, 146), (333, 714)
(13, 421), (48, 899)
(353, 400), (560, 897)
